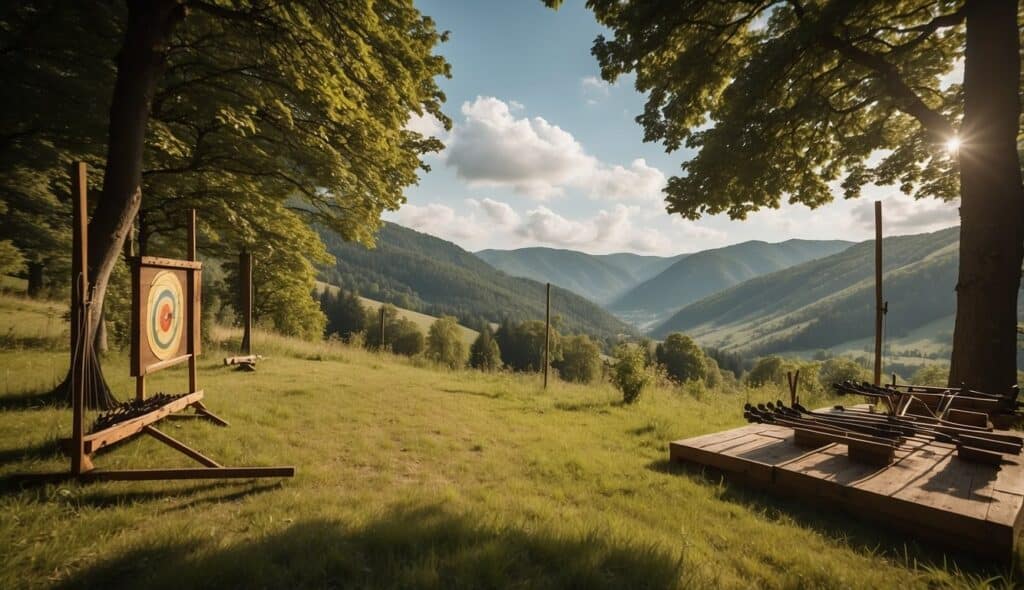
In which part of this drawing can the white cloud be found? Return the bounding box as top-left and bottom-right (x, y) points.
(581, 76), (611, 105)
(476, 197), (520, 227)
(405, 111), (446, 139)
(395, 202), (481, 241)
(852, 194), (960, 234)
(444, 96), (666, 202)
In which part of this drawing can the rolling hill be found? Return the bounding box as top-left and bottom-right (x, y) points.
(318, 223), (634, 342)
(609, 239), (853, 329)
(315, 281), (481, 348)
(649, 226), (997, 364)
(475, 247), (684, 304)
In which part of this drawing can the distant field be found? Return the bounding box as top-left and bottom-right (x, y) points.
(0, 292), (1016, 589)
(316, 280), (480, 348)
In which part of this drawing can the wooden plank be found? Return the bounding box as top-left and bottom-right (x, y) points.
(141, 353), (191, 376)
(138, 256), (202, 270)
(69, 162), (89, 476)
(79, 390), (205, 453)
(947, 408), (990, 428)
(671, 424), (766, 450)
(78, 466), (295, 481)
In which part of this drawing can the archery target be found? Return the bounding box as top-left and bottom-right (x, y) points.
(146, 270), (184, 360)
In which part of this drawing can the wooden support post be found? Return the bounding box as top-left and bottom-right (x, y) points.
(379, 306), (386, 349)
(544, 282), (551, 389)
(70, 162), (89, 475)
(239, 250), (253, 355)
(873, 200), (883, 387)
(187, 209), (198, 394)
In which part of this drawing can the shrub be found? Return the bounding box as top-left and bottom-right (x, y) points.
(555, 334), (602, 383)
(611, 344), (649, 404)
(320, 288), (367, 341)
(390, 319), (425, 356)
(655, 333), (707, 383)
(427, 316), (465, 368)
(703, 355), (722, 389)
(469, 326), (502, 371)
(494, 319), (561, 372)
(746, 356), (790, 387)
(912, 364), (949, 387)
(818, 357), (867, 391)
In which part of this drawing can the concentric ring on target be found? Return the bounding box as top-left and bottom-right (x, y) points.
(146, 270), (184, 360)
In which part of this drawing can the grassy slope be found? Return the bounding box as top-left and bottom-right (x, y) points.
(316, 281), (479, 348)
(652, 228), (964, 357)
(0, 294), (1016, 589)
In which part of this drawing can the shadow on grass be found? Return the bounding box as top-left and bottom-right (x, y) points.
(554, 399), (619, 413)
(647, 458), (1020, 583)
(0, 387), (64, 410)
(438, 387), (502, 400)
(57, 503), (693, 590)
(0, 437), (62, 465)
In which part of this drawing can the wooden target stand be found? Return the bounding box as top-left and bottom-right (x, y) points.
(17, 163), (293, 484)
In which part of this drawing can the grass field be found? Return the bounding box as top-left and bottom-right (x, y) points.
(0, 292), (1019, 589)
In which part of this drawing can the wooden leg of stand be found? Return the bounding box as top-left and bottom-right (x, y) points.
(143, 425), (222, 468)
(193, 401), (229, 427)
(136, 375), (145, 402)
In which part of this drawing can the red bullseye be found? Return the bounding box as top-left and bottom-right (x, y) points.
(159, 303), (173, 331)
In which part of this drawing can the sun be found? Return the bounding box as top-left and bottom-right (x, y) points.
(945, 136), (961, 154)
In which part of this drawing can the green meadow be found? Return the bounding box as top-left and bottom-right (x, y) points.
(0, 292), (1017, 589)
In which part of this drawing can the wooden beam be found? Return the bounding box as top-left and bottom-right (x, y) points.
(544, 282), (551, 389)
(140, 353), (191, 375)
(137, 256), (202, 270)
(143, 426), (222, 467)
(78, 466), (295, 481)
(187, 209), (199, 394)
(70, 161), (89, 476)
(240, 250), (253, 355)
(69, 390), (206, 454)
(873, 200), (883, 386)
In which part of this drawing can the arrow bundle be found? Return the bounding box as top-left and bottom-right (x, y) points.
(743, 400), (1022, 465)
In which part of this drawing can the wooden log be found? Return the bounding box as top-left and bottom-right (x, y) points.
(957, 444), (1003, 465)
(223, 355), (260, 366)
(947, 408), (990, 428)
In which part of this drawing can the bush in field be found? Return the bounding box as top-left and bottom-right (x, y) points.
(390, 319), (425, 356)
(320, 288), (367, 341)
(818, 357), (867, 391)
(469, 326), (502, 371)
(912, 364), (949, 387)
(494, 319), (561, 372)
(0, 240), (25, 277)
(427, 316), (465, 368)
(555, 334), (602, 383)
(703, 355), (722, 389)
(612, 344), (649, 404)
(363, 304), (399, 350)
(745, 356), (789, 387)
(655, 333), (707, 383)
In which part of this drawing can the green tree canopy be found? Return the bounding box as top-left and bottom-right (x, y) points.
(611, 344), (650, 404)
(427, 316), (465, 368)
(547, 0), (1023, 394)
(818, 357), (869, 390)
(469, 326), (502, 372)
(656, 333), (707, 383)
(495, 319), (562, 373)
(555, 334), (603, 384)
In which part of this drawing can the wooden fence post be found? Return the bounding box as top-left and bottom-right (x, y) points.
(874, 201), (883, 387)
(544, 283), (551, 389)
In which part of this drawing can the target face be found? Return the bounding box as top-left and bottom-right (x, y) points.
(146, 270), (184, 360)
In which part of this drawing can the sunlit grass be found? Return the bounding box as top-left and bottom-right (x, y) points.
(0, 294), (1017, 589)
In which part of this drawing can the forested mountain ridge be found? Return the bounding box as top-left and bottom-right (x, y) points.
(318, 223), (634, 342)
(475, 247), (684, 304)
(608, 239), (853, 328)
(650, 227), (993, 359)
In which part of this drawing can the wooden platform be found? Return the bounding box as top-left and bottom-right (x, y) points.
(669, 417), (1024, 560)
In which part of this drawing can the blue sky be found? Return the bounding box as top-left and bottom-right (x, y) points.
(386, 0), (961, 255)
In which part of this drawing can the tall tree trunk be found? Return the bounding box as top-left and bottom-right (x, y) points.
(949, 0), (1024, 394)
(26, 261), (43, 297)
(56, 0), (185, 407)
